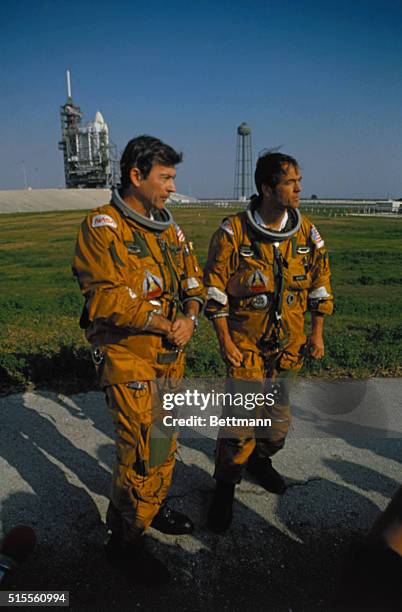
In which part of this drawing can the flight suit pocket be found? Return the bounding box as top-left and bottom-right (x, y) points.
(149, 425), (175, 469)
(285, 256), (311, 291)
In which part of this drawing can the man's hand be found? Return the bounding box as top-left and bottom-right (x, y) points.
(219, 336), (243, 367)
(166, 316), (195, 348)
(307, 331), (325, 359)
(212, 315), (243, 367)
(307, 312), (325, 359)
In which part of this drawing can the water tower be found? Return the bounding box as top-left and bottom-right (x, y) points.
(234, 122), (252, 200)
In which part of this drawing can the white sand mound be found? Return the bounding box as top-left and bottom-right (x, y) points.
(0, 189), (111, 214)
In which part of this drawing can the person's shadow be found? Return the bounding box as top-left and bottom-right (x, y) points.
(2, 389), (397, 611)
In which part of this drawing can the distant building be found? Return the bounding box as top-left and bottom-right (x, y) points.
(58, 70), (119, 188)
(167, 192), (198, 205)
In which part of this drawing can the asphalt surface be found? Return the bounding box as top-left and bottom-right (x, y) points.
(0, 381), (401, 611)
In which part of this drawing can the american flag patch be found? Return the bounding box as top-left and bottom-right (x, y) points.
(310, 225), (324, 249)
(220, 219), (234, 235)
(175, 224), (185, 242)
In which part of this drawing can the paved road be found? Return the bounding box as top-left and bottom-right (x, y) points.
(0, 383), (401, 611)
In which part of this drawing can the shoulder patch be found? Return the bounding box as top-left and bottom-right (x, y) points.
(310, 225), (324, 249)
(92, 214), (117, 229)
(220, 218), (234, 236)
(175, 223), (186, 242)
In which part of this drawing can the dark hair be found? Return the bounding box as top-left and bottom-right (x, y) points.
(120, 135), (182, 190)
(254, 151), (299, 195)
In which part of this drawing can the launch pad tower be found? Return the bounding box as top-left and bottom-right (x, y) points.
(59, 71), (119, 188)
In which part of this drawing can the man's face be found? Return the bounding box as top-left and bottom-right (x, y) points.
(264, 163), (302, 210)
(133, 164), (177, 210)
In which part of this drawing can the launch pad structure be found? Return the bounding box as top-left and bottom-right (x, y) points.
(58, 71), (119, 189)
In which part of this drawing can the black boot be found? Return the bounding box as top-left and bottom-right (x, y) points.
(151, 504), (194, 535)
(247, 451), (286, 494)
(105, 534), (170, 586)
(207, 481), (235, 534)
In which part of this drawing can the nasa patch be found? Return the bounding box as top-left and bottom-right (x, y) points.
(92, 214), (117, 229)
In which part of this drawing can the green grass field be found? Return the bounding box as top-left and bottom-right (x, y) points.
(0, 207), (401, 393)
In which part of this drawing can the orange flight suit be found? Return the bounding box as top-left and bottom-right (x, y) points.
(203, 201), (333, 483)
(73, 189), (204, 539)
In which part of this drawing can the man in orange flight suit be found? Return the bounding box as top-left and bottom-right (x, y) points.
(203, 152), (333, 532)
(73, 135), (204, 583)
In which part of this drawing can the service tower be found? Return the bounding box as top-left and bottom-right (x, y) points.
(58, 70), (119, 188)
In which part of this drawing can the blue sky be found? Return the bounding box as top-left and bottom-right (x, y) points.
(1, 0), (402, 198)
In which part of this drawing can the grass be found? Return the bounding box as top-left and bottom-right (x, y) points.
(0, 206), (401, 393)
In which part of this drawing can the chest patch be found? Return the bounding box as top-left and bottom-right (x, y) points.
(247, 270), (267, 293)
(143, 271), (163, 299)
(92, 214), (117, 229)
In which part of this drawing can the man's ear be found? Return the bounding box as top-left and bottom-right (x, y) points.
(129, 167), (142, 187)
(261, 182), (273, 198)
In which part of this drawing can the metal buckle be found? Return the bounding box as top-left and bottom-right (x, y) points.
(91, 347), (104, 366)
(297, 246), (310, 254)
(126, 381), (146, 390)
(251, 294), (269, 309)
(240, 245), (253, 257)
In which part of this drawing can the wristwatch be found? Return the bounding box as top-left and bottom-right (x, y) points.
(185, 314), (199, 329)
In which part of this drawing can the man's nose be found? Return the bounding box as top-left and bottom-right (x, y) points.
(168, 179), (176, 193)
(294, 182), (301, 193)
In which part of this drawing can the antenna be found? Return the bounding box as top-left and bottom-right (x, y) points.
(66, 70), (72, 99)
